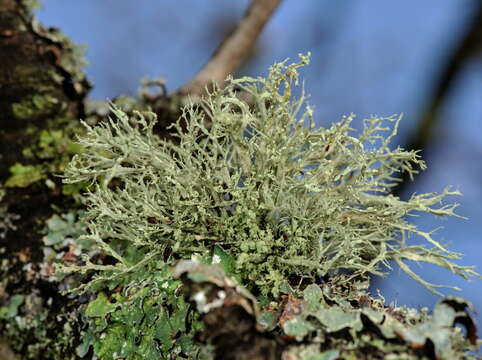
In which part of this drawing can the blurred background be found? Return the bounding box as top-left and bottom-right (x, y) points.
(36, 0), (482, 322)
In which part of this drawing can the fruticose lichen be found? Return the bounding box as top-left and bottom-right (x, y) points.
(58, 55), (480, 359)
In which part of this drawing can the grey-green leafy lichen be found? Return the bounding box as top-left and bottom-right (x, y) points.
(175, 260), (480, 360)
(58, 54), (480, 358)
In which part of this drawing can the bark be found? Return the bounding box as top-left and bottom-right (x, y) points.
(0, 0), (90, 234)
(0, 1), (90, 358)
(0, 0), (89, 170)
(0, 0), (90, 265)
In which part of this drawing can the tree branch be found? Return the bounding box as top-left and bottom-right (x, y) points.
(177, 0), (282, 97)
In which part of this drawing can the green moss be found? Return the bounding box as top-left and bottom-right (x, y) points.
(4, 163), (45, 188)
(17, 119), (86, 193)
(11, 94), (59, 120)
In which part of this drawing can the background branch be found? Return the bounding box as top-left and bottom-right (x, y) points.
(177, 0), (282, 97)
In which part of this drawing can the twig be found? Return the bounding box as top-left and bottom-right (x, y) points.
(177, 0), (282, 97)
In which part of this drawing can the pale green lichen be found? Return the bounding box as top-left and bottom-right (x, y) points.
(62, 54), (479, 298)
(55, 55), (481, 359)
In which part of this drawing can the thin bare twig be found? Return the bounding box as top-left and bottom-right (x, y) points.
(177, 0), (282, 97)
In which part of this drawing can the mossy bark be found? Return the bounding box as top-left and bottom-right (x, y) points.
(0, 3), (181, 358)
(0, 0), (89, 171)
(0, 1), (90, 358)
(0, 0), (89, 243)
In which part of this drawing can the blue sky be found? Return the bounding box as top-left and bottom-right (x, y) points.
(37, 0), (482, 322)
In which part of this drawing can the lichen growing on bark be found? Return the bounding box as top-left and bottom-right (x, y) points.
(56, 55), (481, 359)
(0, 1), (92, 358)
(63, 55), (477, 297)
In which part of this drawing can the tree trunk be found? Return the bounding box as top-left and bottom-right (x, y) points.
(0, 1), (90, 358)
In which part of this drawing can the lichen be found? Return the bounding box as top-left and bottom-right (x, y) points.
(0, 208), (88, 360)
(55, 55), (480, 359)
(176, 261), (480, 360)
(62, 54), (478, 297)
(0, 292), (80, 360)
(78, 265), (205, 359)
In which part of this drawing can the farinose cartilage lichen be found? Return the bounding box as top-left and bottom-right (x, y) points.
(61, 54), (479, 298)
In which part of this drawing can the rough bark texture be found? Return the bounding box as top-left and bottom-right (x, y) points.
(0, 1), (90, 358)
(0, 2), (182, 358)
(0, 0), (89, 242)
(0, 0), (89, 171)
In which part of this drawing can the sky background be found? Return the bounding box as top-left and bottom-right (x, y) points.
(36, 0), (482, 323)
